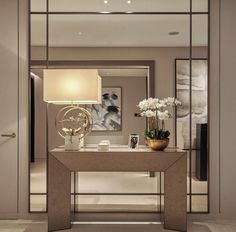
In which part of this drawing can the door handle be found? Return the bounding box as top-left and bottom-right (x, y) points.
(1, 133), (16, 138)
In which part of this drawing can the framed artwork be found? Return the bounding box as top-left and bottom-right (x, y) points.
(86, 87), (122, 131)
(175, 59), (208, 149)
(128, 134), (139, 149)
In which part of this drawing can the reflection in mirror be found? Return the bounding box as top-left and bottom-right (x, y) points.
(48, 15), (190, 50)
(47, 67), (149, 150)
(76, 195), (159, 212)
(49, 0), (190, 13)
(192, 15), (208, 49)
(31, 0), (46, 12)
(30, 65), (158, 212)
(191, 14), (208, 212)
(192, 196), (208, 212)
(30, 195), (46, 212)
(30, 0), (209, 214)
(31, 15), (47, 60)
(192, 0), (208, 12)
(175, 59), (208, 211)
(176, 13), (208, 212)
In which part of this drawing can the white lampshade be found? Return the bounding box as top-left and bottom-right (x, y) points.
(43, 69), (101, 104)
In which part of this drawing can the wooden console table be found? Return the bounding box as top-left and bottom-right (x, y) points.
(48, 147), (187, 232)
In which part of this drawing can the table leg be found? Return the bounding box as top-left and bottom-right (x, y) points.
(164, 155), (187, 232)
(48, 154), (71, 232)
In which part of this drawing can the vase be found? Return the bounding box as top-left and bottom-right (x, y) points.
(146, 137), (169, 151)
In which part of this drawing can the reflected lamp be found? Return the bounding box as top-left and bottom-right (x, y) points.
(43, 69), (101, 148)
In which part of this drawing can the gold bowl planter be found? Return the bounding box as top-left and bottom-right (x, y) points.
(146, 137), (169, 151)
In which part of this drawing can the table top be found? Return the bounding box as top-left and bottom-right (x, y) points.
(49, 145), (186, 172)
(51, 145), (185, 154)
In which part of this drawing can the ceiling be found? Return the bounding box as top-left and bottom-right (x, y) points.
(30, 0), (208, 47)
(31, 0), (208, 13)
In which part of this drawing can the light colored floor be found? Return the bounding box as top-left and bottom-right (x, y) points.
(30, 158), (208, 212)
(1, 220), (236, 232)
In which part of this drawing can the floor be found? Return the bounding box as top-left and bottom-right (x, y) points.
(30, 158), (208, 212)
(1, 220), (236, 232)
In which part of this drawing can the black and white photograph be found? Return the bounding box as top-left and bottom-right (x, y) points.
(128, 134), (139, 149)
(86, 87), (122, 131)
(176, 59), (208, 149)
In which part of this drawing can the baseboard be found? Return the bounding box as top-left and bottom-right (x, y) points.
(0, 213), (18, 220)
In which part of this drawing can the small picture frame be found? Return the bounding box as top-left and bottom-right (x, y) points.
(128, 134), (139, 149)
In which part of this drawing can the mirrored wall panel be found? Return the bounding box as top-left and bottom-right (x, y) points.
(48, 0), (191, 13)
(30, 15), (47, 60)
(29, 0), (209, 214)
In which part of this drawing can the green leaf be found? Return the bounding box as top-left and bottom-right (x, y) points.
(145, 128), (170, 140)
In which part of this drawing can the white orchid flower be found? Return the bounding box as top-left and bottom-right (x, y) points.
(145, 110), (156, 117)
(157, 110), (170, 120)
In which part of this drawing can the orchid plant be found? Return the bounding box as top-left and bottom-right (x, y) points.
(137, 97), (181, 140)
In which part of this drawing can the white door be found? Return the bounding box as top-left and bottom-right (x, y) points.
(0, 0), (19, 217)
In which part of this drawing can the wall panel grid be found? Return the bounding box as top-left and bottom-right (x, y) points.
(29, 0), (209, 214)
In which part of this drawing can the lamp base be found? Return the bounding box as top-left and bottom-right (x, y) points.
(56, 105), (93, 141)
(65, 135), (80, 151)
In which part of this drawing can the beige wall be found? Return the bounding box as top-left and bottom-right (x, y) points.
(218, 0), (236, 215)
(18, 0), (29, 217)
(209, 0), (236, 216)
(0, 0), (19, 217)
(0, 0), (29, 219)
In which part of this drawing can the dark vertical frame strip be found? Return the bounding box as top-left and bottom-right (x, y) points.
(189, 0), (193, 213)
(30, 78), (35, 163)
(207, 0), (211, 214)
(17, 0), (20, 213)
(28, 0), (31, 213)
(159, 172), (162, 214)
(45, 0), (49, 213)
(218, 0), (221, 214)
(46, 0), (49, 67)
(46, 103), (49, 213)
(74, 172), (77, 213)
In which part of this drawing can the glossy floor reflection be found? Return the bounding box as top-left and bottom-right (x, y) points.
(30, 158), (208, 212)
(1, 220), (236, 232)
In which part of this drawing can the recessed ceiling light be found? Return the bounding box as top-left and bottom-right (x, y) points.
(127, 0), (132, 4)
(104, 0), (108, 4)
(168, 31), (180, 35)
(78, 31), (83, 36)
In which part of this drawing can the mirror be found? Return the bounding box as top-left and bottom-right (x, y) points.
(48, 0), (190, 13)
(29, 0), (209, 214)
(30, 15), (47, 60)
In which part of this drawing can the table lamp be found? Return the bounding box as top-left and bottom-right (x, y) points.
(43, 69), (101, 150)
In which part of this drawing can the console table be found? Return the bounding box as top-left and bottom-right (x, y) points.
(48, 147), (187, 232)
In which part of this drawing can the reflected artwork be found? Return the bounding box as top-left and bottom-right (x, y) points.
(176, 59), (208, 149)
(86, 87), (122, 131)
